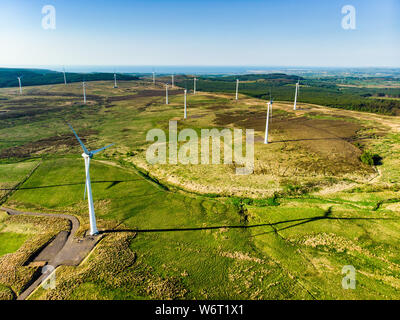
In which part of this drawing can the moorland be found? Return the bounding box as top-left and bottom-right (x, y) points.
(1, 73), (400, 300)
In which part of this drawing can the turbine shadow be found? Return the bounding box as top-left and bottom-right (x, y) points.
(100, 214), (396, 235)
(271, 137), (356, 143)
(0, 179), (141, 191)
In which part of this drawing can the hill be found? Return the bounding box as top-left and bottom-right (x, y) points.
(0, 68), (139, 88)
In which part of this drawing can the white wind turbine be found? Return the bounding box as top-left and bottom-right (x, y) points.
(17, 76), (23, 94)
(264, 101), (271, 144)
(171, 74), (174, 87)
(184, 89), (187, 119)
(68, 124), (114, 236)
(82, 81), (87, 104)
(62, 67), (67, 85)
(152, 71), (156, 85)
(114, 72), (118, 88)
(193, 77), (197, 94)
(166, 83), (169, 105)
(293, 80), (300, 110)
(235, 79), (239, 100)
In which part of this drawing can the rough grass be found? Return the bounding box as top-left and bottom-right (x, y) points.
(0, 160), (39, 199)
(2, 81), (400, 300)
(9, 158), (310, 299)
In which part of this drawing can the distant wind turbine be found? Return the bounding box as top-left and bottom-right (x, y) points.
(166, 84), (169, 105)
(193, 77), (197, 94)
(171, 74), (174, 87)
(235, 79), (239, 100)
(82, 81), (87, 104)
(152, 72), (155, 85)
(17, 76), (22, 94)
(63, 67), (67, 85)
(184, 89), (187, 119)
(114, 72), (118, 88)
(264, 101), (271, 144)
(68, 124), (114, 236)
(293, 80), (299, 110)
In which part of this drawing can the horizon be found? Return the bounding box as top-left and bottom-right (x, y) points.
(1, 65), (400, 76)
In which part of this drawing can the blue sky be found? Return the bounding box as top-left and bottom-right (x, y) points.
(0, 0), (399, 68)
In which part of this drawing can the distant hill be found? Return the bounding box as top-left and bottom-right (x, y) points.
(0, 68), (139, 88)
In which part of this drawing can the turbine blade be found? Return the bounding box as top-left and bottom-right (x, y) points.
(67, 123), (89, 154)
(91, 143), (115, 155)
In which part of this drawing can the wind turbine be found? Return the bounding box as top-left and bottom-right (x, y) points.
(63, 67), (67, 85)
(166, 84), (169, 105)
(293, 80), (299, 110)
(17, 76), (22, 94)
(82, 81), (87, 104)
(152, 72), (156, 85)
(193, 77), (197, 94)
(114, 72), (118, 88)
(235, 79), (239, 100)
(171, 74), (174, 88)
(68, 124), (114, 236)
(184, 89), (187, 119)
(264, 101), (271, 144)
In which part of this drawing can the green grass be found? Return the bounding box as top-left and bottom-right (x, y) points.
(0, 161), (37, 183)
(0, 232), (29, 257)
(2, 81), (400, 300)
(12, 156), (400, 299)
(0, 160), (39, 202)
(11, 158), (310, 299)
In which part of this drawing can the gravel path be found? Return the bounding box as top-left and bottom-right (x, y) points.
(0, 207), (101, 300)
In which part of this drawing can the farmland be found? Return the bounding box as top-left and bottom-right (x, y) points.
(1, 78), (400, 300)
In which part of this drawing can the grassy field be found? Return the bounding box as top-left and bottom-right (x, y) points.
(1, 80), (400, 299)
(0, 160), (39, 199)
(0, 232), (29, 257)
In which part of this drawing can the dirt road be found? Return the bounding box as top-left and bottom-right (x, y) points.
(0, 207), (101, 300)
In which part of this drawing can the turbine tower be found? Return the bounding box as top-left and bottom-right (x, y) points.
(166, 84), (169, 105)
(293, 80), (299, 110)
(184, 89), (187, 119)
(193, 77), (197, 94)
(171, 74), (174, 87)
(63, 67), (67, 85)
(82, 81), (87, 104)
(152, 72), (155, 85)
(114, 73), (118, 88)
(68, 124), (114, 236)
(17, 76), (22, 94)
(264, 102), (271, 144)
(235, 79), (239, 100)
